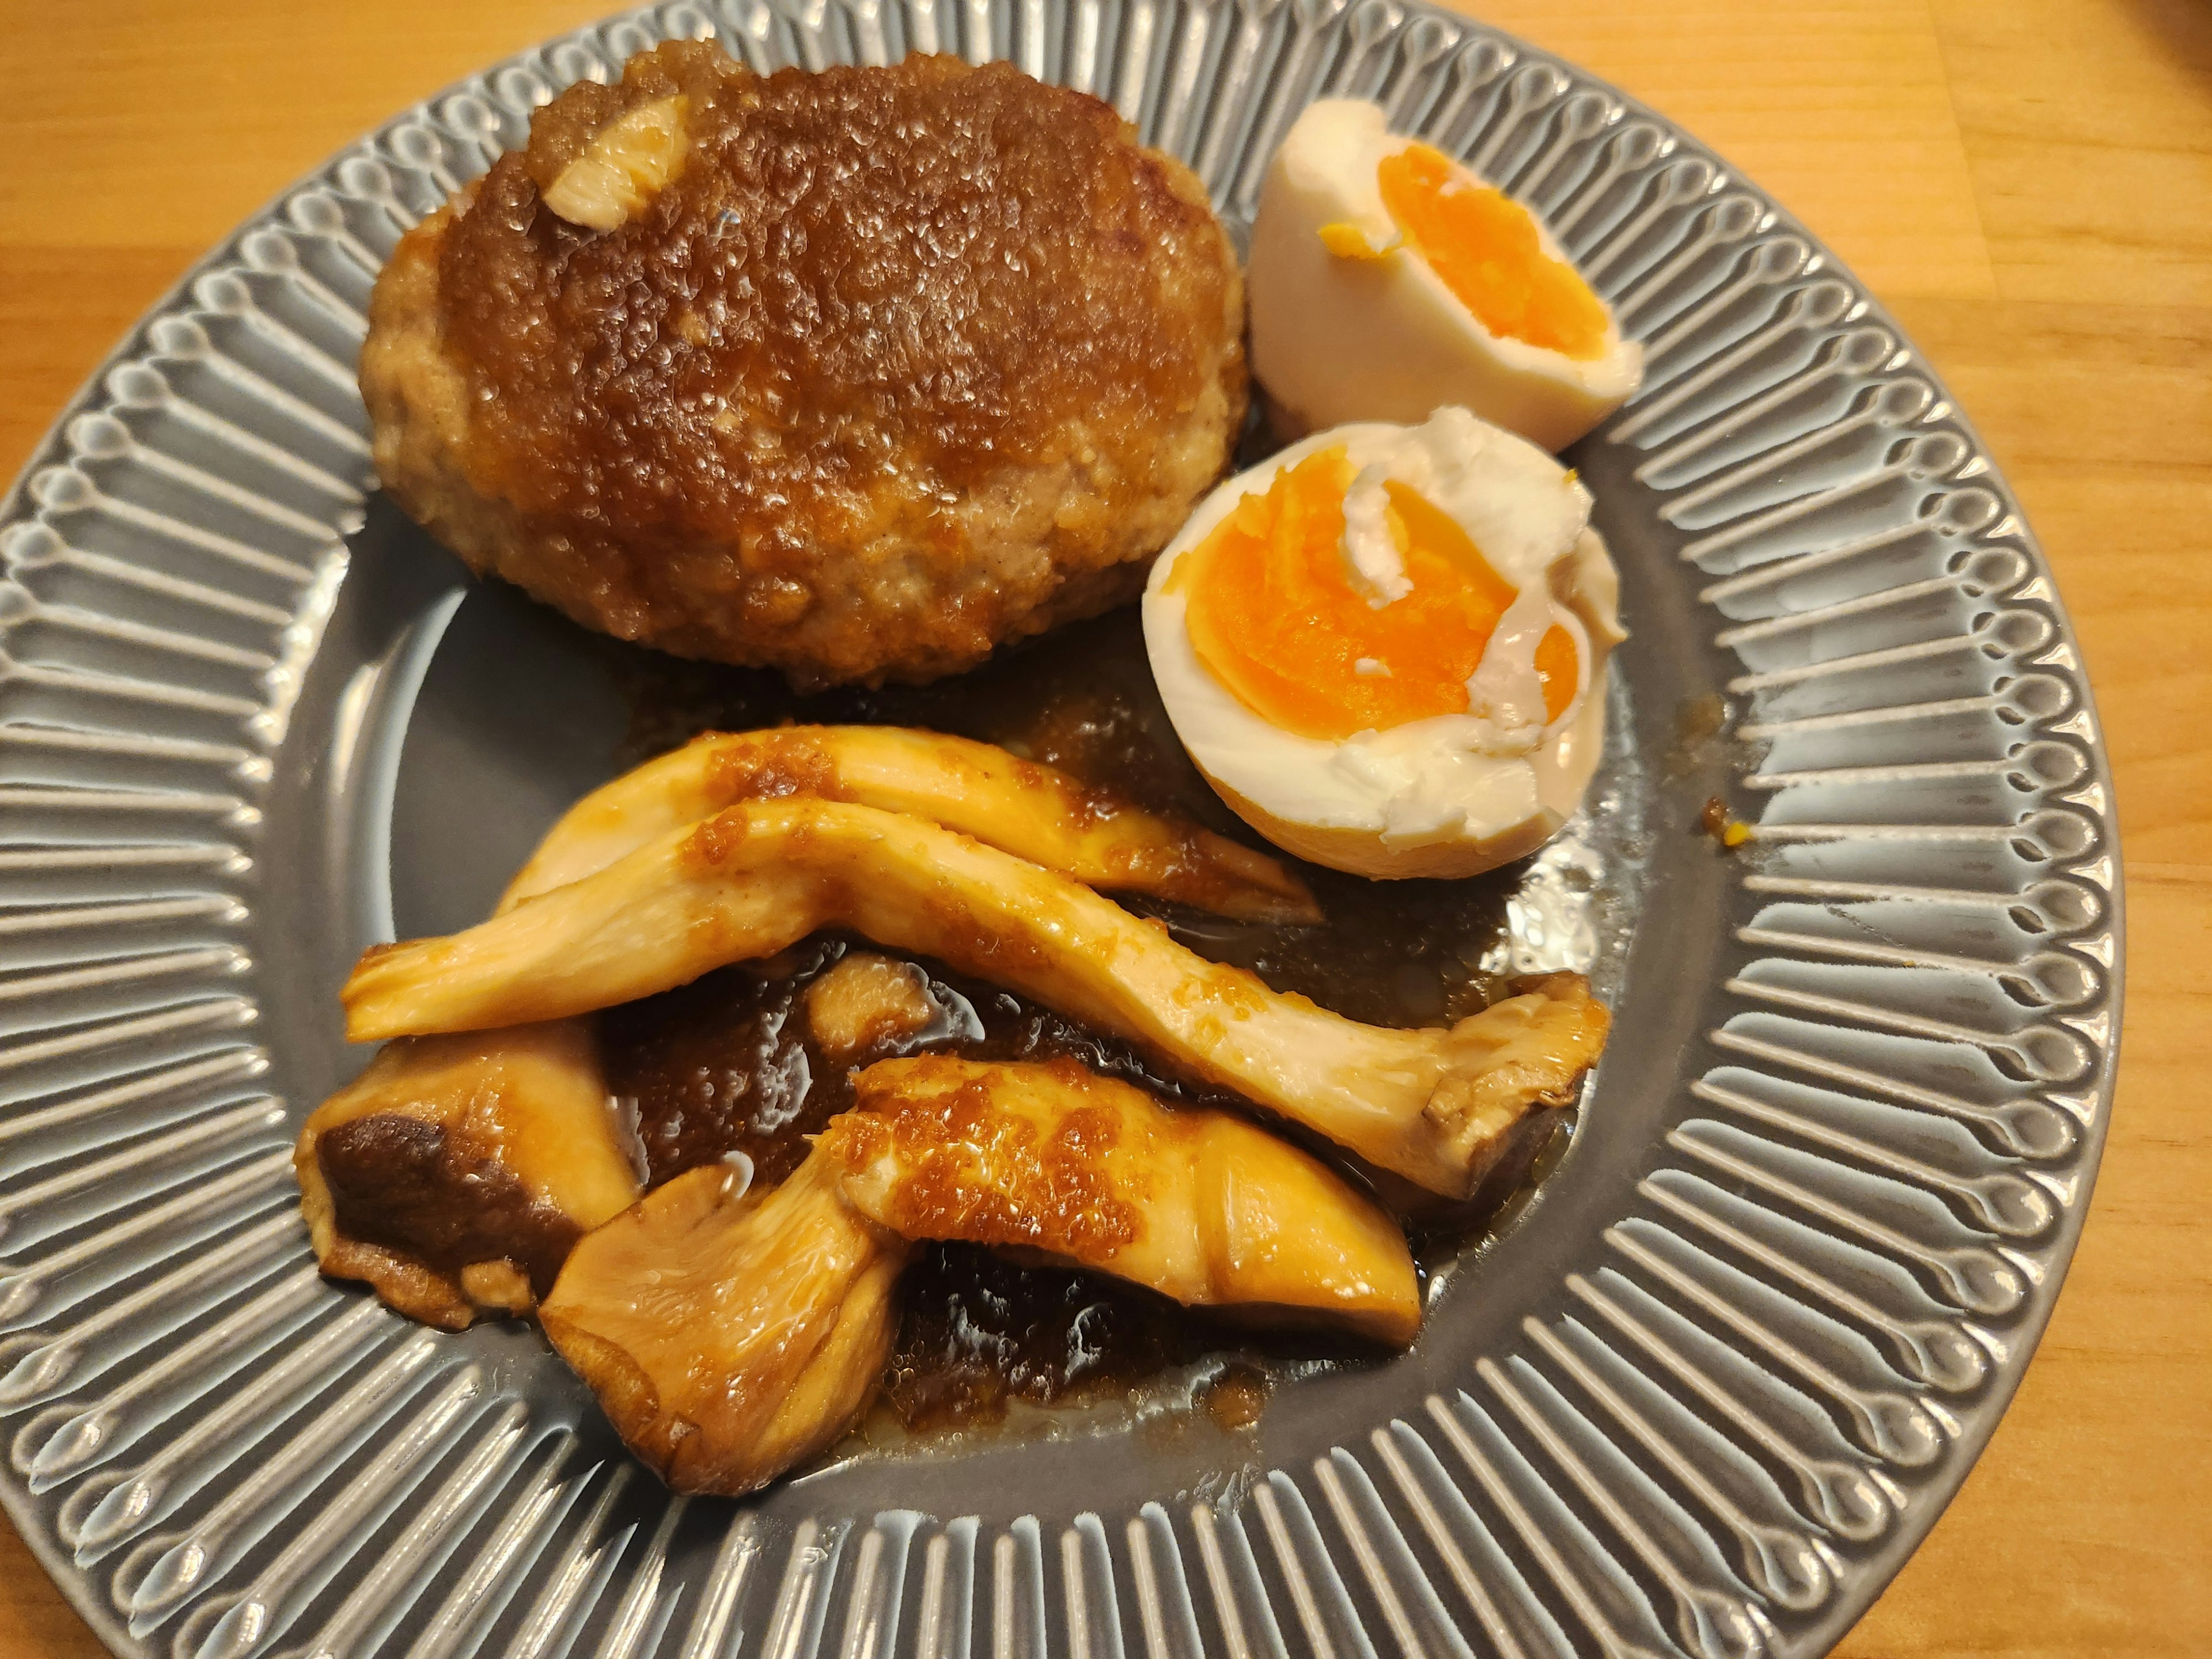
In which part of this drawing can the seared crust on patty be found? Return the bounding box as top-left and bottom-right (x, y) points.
(362, 43), (1247, 686)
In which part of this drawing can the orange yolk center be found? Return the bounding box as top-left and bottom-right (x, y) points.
(1172, 447), (1578, 742)
(1377, 143), (1611, 362)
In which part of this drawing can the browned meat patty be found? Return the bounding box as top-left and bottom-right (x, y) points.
(361, 42), (1247, 686)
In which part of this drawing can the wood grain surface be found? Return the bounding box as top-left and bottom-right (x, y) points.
(0, 2), (2206, 1654)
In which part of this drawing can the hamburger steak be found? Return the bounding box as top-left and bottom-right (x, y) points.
(361, 43), (1248, 685)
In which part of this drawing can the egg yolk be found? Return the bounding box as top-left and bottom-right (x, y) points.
(1172, 447), (1578, 741)
(1376, 143), (1611, 362)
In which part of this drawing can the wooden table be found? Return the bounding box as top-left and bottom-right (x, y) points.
(1, 2), (2205, 1654)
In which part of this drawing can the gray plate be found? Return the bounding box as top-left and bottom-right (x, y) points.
(0, 3), (2120, 1657)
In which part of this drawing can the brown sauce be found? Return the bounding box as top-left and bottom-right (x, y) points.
(598, 949), (834, 1190)
(880, 1244), (1206, 1430)
(1199, 1362), (1272, 1433)
(584, 604), (1559, 1427)
(599, 937), (1258, 1193)
(318, 1115), (582, 1297)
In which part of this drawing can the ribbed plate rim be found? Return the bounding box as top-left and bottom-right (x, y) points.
(0, 3), (2123, 1656)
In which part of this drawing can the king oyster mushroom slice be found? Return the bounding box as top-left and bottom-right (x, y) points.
(540, 1155), (909, 1496)
(497, 724), (1318, 924)
(307, 721), (1322, 1327)
(824, 1054), (1422, 1344)
(345, 798), (1610, 1198)
(296, 1020), (641, 1329)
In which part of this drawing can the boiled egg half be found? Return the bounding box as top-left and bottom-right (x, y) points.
(1249, 99), (1641, 453)
(1143, 407), (1624, 880)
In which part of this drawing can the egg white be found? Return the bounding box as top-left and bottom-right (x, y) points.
(1142, 411), (1625, 880)
(1248, 99), (1642, 454)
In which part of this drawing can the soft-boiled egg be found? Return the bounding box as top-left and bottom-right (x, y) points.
(1248, 100), (1642, 453)
(1143, 407), (1625, 880)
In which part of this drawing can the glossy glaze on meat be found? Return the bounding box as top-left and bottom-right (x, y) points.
(362, 44), (1247, 685)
